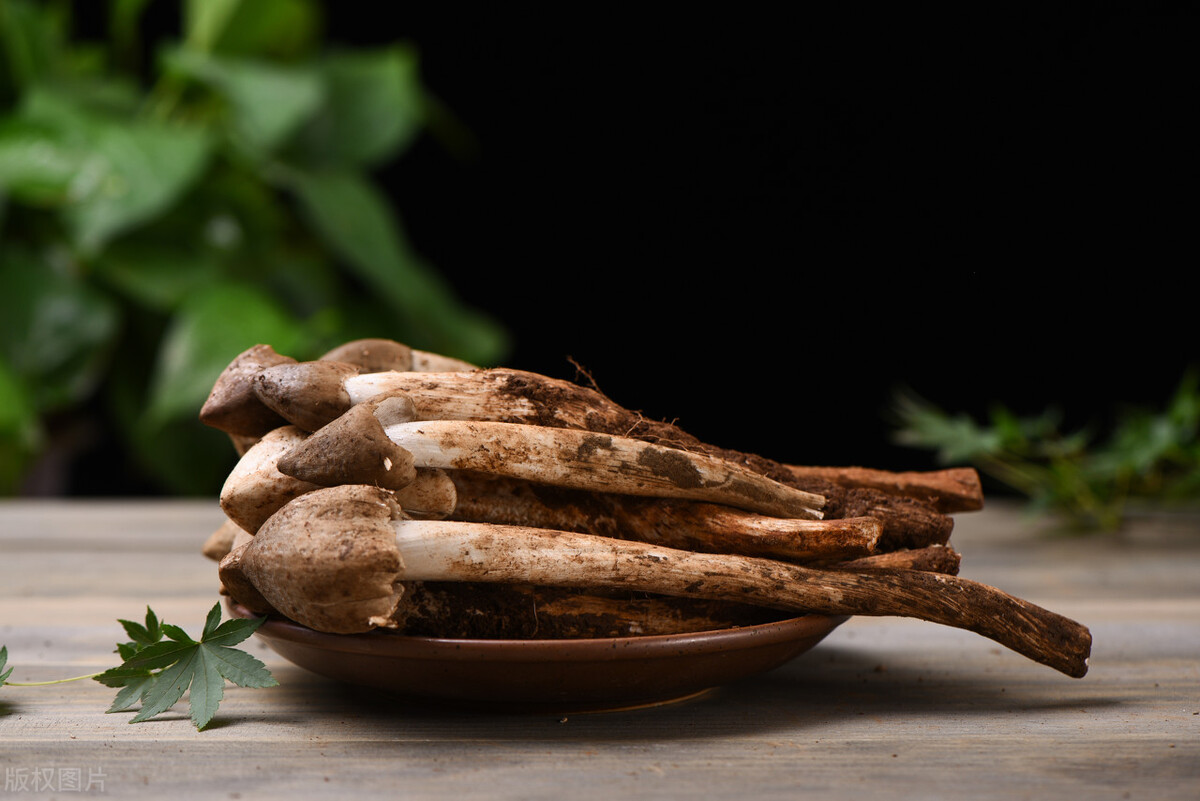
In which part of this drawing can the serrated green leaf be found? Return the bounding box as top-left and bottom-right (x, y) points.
(210, 645), (276, 689)
(102, 606), (275, 730)
(130, 648), (197, 724)
(115, 638), (196, 672)
(118, 619), (151, 645)
(202, 616), (267, 650)
(93, 664), (153, 688)
(0, 645), (12, 684)
(115, 642), (138, 661)
(161, 624), (194, 644)
(144, 607), (161, 642)
(180, 646), (222, 729)
(201, 603), (222, 640)
(106, 675), (155, 712)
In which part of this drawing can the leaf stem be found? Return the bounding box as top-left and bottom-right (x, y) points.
(5, 672), (104, 686)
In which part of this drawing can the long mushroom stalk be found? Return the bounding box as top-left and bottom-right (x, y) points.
(280, 417), (826, 520)
(247, 361), (964, 536)
(399, 543), (965, 639)
(784, 465), (984, 514)
(251, 364), (664, 434)
(447, 471), (879, 563)
(221, 486), (1091, 677)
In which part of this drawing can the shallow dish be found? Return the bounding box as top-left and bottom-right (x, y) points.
(228, 601), (847, 712)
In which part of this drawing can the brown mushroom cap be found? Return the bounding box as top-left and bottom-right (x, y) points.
(253, 360), (360, 432)
(199, 345), (297, 437)
(277, 395), (418, 491)
(220, 426), (320, 534)
(320, 339), (414, 373)
(235, 485), (406, 633)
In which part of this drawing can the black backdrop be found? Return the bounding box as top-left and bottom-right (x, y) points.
(350, 6), (1196, 476)
(69, 4), (1196, 493)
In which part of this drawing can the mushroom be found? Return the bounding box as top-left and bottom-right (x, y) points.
(199, 344), (297, 438)
(220, 424), (455, 534)
(221, 485), (1092, 677)
(447, 471), (880, 564)
(279, 417), (826, 520)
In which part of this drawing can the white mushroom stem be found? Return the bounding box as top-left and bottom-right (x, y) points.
(388, 519), (1090, 677)
(227, 486), (1092, 676)
(381, 420), (825, 519)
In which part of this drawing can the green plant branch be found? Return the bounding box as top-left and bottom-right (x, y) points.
(891, 370), (1200, 532)
(0, 604), (275, 730)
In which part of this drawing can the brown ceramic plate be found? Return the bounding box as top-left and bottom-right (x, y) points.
(228, 601), (847, 712)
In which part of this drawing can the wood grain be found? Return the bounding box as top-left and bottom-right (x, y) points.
(0, 499), (1197, 800)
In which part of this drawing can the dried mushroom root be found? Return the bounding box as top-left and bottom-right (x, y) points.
(220, 485), (1090, 677)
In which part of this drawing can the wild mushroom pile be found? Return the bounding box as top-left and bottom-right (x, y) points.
(200, 339), (1091, 678)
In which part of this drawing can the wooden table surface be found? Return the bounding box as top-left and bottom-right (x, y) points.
(1, 499), (1196, 799)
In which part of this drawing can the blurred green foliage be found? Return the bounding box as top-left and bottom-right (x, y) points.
(892, 370), (1200, 531)
(0, 0), (507, 494)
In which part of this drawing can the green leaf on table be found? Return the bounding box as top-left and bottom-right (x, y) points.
(0, 644), (13, 685)
(164, 48), (322, 155)
(95, 603), (276, 730)
(294, 45), (425, 168)
(287, 168), (508, 365)
(118, 606), (163, 648)
(146, 282), (307, 426)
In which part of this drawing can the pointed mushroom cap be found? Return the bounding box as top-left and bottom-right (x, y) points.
(392, 468), (458, 519)
(236, 485), (406, 633)
(410, 350), (478, 372)
(218, 543), (278, 615)
(253, 360), (360, 432)
(199, 345), (297, 436)
(220, 426), (320, 534)
(277, 394), (418, 491)
(321, 339), (414, 373)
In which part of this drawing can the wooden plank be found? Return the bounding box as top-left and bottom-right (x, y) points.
(0, 499), (1197, 800)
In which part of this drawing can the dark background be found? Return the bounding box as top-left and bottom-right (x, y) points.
(72, 3), (1195, 492)
(361, 5), (1196, 475)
